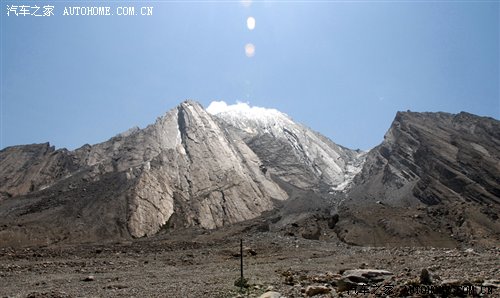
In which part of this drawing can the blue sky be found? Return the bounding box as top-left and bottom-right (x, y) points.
(1, 1), (499, 151)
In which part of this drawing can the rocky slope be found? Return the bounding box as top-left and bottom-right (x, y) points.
(336, 111), (500, 247)
(207, 101), (366, 192)
(0, 101), (287, 246)
(0, 143), (78, 200)
(0, 101), (498, 249)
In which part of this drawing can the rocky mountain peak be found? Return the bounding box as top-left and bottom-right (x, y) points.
(0, 100), (289, 245)
(207, 101), (366, 191)
(0, 102), (498, 248)
(206, 100), (293, 137)
(338, 111), (500, 246)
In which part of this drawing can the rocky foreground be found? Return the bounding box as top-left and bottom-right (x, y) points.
(0, 225), (498, 298)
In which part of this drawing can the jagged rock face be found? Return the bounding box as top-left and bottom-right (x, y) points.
(151, 102), (287, 232)
(1, 103), (498, 248)
(0, 101), (287, 244)
(207, 102), (365, 191)
(0, 144), (78, 199)
(337, 112), (500, 247)
(0, 169), (132, 247)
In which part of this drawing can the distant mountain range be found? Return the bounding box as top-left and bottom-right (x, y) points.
(0, 101), (498, 247)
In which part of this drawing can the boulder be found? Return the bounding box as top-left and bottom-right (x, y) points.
(342, 269), (393, 283)
(305, 285), (331, 296)
(259, 291), (281, 298)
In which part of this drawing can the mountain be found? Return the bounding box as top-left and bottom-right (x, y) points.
(0, 101), (287, 246)
(336, 111), (500, 247)
(0, 101), (498, 248)
(206, 101), (365, 192)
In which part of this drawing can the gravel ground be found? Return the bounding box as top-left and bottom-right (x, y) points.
(0, 229), (499, 298)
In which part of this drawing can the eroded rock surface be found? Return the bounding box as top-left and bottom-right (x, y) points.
(207, 102), (366, 191)
(338, 111), (500, 247)
(0, 101), (287, 245)
(0, 104), (498, 248)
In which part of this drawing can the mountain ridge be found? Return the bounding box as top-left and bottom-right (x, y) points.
(0, 100), (498, 247)
(336, 110), (500, 246)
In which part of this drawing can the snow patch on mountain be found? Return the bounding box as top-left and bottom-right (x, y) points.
(207, 101), (285, 119)
(207, 101), (297, 137)
(207, 100), (366, 191)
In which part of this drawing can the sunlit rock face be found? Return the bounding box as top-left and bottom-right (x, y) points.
(76, 101), (288, 236)
(207, 101), (366, 192)
(0, 101), (287, 243)
(1, 101), (497, 248)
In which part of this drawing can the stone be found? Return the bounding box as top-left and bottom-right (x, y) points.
(82, 275), (95, 282)
(259, 291), (281, 298)
(305, 285), (331, 296)
(343, 274), (369, 284)
(483, 279), (500, 288)
(419, 268), (432, 285)
(342, 269), (393, 282)
(301, 225), (321, 240)
(234, 277), (249, 289)
(328, 214), (339, 229)
(245, 248), (257, 256)
(284, 275), (294, 285)
(441, 279), (461, 286)
(335, 279), (358, 292)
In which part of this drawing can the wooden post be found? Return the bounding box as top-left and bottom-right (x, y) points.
(240, 238), (244, 293)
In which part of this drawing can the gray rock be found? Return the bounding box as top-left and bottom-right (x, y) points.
(259, 291), (281, 298)
(0, 101), (288, 245)
(342, 269), (393, 279)
(337, 111), (500, 247)
(420, 268), (432, 285)
(441, 279), (461, 286)
(1, 103), (499, 248)
(335, 279), (358, 292)
(304, 285), (331, 296)
(82, 275), (95, 282)
(483, 279), (499, 288)
(209, 103), (366, 191)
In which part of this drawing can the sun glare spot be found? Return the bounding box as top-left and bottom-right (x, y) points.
(245, 43), (255, 57)
(247, 17), (256, 31)
(241, 0), (252, 8)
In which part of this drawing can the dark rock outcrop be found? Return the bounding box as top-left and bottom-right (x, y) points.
(337, 111), (500, 247)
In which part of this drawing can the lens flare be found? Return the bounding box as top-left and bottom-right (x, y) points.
(245, 43), (255, 57)
(247, 17), (256, 31)
(241, 0), (252, 8)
